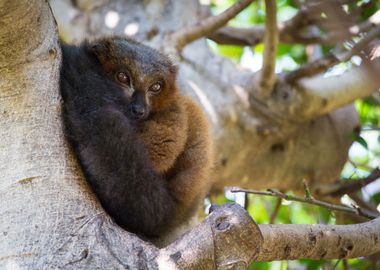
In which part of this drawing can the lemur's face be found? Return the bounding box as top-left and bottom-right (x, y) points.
(89, 37), (179, 121)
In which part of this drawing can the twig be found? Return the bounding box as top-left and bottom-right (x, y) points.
(255, 0), (278, 99)
(230, 188), (379, 219)
(269, 197), (282, 224)
(170, 0), (254, 52)
(303, 179), (313, 199)
(327, 168), (380, 197)
(286, 24), (380, 82)
(349, 193), (379, 218)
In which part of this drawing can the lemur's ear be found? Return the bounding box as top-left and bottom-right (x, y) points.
(88, 38), (113, 62)
(166, 55), (178, 74)
(169, 63), (178, 74)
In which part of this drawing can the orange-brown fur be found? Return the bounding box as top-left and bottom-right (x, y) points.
(136, 97), (188, 174)
(139, 95), (214, 223)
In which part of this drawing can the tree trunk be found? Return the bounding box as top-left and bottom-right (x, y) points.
(1, 0), (379, 269)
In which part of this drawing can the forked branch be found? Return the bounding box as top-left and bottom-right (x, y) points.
(286, 24), (380, 82)
(170, 0), (254, 52)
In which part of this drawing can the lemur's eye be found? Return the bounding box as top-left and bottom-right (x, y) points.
(116, 72), (129, 84)
(149, 82), (163, 93)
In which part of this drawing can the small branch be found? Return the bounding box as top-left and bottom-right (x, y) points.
(269, 198), (282, 224)
(303, 179), (313, 199)
(286, 24), (380, 83)
(255, 0), (278, 99)
(349, 193), (379, 218)
(326, 168), (380, 197)
(230, 188), (379, 219)
(170, 0), (254, 52)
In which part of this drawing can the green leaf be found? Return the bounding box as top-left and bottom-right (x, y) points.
(372, 192), (380, 204)
(352, 133), (369, 149)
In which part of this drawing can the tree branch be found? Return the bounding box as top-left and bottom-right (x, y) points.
(269, 198), (282, 224)
(256, 217), (380, 261)
(170, 0), (254, 52)
(208, 25), (329, 46)
(255, 0), (278, 99)
(286, 24), (380, 82)
(230, 188), (379, 219)
(209, 1), (380, 47)
(158, 203), (263, 269)
(295, 61), (380, 120)
(207, 26), (265, 46)
(322, 168), (380, 197)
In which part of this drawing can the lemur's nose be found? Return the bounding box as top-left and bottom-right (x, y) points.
(131, 104), (145, 119)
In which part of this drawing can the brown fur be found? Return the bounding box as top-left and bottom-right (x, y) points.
(139, 95), (214, 223)
(62, 36), (214, 238)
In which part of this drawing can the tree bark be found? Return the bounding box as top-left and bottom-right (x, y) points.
(1, 0), (380, 268)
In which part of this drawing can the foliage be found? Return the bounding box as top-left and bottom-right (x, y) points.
(207, 0), (380, 269)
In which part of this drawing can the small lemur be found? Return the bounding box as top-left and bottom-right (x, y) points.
(60, 36), (213, 238)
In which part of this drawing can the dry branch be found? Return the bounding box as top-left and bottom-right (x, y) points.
(170, 0), (254, 52)
(231, 188), (378, 219)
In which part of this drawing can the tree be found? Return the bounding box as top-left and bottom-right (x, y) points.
(0, 0), (379, 269)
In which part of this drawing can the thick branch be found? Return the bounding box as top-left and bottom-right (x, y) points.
(295, 62), (380, 119)
(160, 204), (380, 265)
(158, 204), (263, 269)
(256, 217), (380, 261)
(170, 0), (254, 52)
(255, 0), (278, 99)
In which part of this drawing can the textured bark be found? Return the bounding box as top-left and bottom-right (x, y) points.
(2, 0), (380, 269)
(257, 217), (380, 261)
(48, 0), (378, 193)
